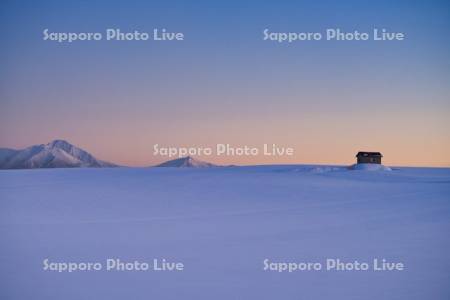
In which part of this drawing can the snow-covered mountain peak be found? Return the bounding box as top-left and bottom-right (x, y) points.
(47, 139), (73, 149)
(0, 139), (117, 169)
(155, 156), (218, 168)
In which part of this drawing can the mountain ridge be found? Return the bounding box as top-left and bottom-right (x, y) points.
(155, 156), (218, 168)
(0, 140), (117, 169)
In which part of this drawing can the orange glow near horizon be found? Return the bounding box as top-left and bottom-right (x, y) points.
(3, 108), (448, 168)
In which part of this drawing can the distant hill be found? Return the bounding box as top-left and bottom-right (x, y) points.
(0, 140), (117, 169)
(155, 156), (218, 168)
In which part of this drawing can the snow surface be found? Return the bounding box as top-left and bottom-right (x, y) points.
(350, 163), (392, 171)
(0, 165), (449, 299)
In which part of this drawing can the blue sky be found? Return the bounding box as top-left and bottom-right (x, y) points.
(0, 0), (449, 166)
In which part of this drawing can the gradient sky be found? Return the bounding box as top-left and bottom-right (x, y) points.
(0, 0), (449, 167)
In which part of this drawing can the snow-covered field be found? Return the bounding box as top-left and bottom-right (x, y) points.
(1, 166), (449, 299)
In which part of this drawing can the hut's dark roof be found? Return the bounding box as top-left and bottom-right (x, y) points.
(356, 152), (383, 157)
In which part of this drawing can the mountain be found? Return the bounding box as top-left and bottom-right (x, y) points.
(155, 156), (217, 168)
(0, 140), (117, 169)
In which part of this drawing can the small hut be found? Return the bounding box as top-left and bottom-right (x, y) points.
(356, 152), (382, 164)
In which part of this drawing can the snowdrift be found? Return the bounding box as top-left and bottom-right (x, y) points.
(350, 163), (392, 171)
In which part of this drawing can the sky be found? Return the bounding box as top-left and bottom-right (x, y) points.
(0, 0), (449, 167)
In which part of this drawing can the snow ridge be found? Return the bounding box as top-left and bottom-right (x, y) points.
(350, 163), (392, 171)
